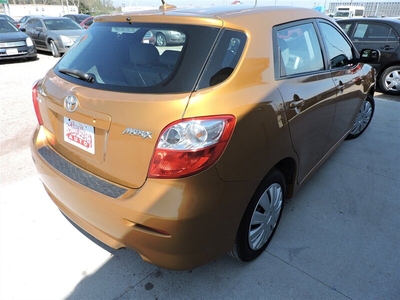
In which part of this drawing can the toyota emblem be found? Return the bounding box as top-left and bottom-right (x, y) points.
(64, 95), (79, 113)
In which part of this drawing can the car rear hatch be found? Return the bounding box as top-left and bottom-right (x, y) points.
(36, 14), (223, 189)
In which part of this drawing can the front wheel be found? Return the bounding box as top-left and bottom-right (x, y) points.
(230, 168), (285, 262)
(49, 40), (60, 58)
(346, 94), (375, 140)
(379, 66), (400, 95)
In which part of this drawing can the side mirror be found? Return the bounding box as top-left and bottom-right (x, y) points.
(359, 49), (381, 63)
(20, 28), (26, 32)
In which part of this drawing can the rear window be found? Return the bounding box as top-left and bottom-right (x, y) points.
(55, 22), (221, 94)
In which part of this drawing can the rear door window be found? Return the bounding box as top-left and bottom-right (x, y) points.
(353, 22), (399, 43)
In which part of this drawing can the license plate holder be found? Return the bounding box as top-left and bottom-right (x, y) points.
(6, 48), (18, 55)
(64, 117), (95, 154)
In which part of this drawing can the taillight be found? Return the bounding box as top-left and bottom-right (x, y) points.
(148, 115), (236, 179)
(32, 80), (43, 125)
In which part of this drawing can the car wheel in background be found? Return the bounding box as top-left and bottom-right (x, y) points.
(155, 33), (167, 46)
(50, 40), (60, 58)
(230, 168), (285, 262)
(379, 66), (400, 95)
(346, 94), (375, 140)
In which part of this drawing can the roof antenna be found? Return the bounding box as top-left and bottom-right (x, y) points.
(160, 0), (177, 11)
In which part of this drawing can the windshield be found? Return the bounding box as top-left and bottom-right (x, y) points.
(336, 12), (350, 17)
(0, 19), (18, 32)
(44, 18), (83, 30)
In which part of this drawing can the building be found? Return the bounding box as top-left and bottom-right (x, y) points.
(1, 4), (79, 19)
(329, 2), (400, 17)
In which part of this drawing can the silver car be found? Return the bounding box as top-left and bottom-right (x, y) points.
(22, 16), (85, 57)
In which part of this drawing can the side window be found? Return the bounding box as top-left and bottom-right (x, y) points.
(30, 20), (41, 30)
(338, 22), (352, 34)
(354, 23), (368, 39)
(85, 19), (93, 27)
(25, 19), (33, 29)
(197, 30), (247, 89)
(353, 22), (397, 42)
(276, 23), (324, 77)
(388, 28), (398, 41)
(363, 23), (391, 41)
(319, 22), (354, 69)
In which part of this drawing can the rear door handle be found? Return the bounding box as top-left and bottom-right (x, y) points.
(289, 99), (305, 113)
(381, 45), (394, 50)
(289, 100), (305, 109)
(336, 80), (345, 94)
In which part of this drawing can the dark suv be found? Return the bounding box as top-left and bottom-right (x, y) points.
(337, 18), (400, 95)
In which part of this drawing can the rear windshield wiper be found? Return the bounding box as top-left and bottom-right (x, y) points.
(59, 68), (94, 83)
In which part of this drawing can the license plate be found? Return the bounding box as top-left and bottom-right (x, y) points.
(64, 117), (95, 154)
(6, 48), (18, 55)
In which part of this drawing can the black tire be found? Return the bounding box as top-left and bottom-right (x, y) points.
(379, 66), (400, 95)
(50, 40), (60, 58)
(230, 168), (285, 262)
(346, 94), (375, 140)
(155, 33), (167, 46)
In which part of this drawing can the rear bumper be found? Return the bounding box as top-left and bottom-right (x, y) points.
(31, 126), (258, 270)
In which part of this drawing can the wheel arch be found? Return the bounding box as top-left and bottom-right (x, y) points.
(46, 37), (55, 48)
(273, 157), (297, 199)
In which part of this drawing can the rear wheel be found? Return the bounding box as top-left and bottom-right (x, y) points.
(346, 94), (375, 140)
(49, 40), (60, 58)
(379, 66), (400, 95)
(230, 168), (285, 262)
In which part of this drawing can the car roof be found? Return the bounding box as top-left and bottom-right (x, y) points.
(64, 14), (90, 16)
(96, 5), (328, 28)
(336, 17), (400, 26)
(30, 16), (72, 20)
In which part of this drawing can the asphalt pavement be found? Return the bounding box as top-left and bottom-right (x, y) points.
(0, 54), (399, 300)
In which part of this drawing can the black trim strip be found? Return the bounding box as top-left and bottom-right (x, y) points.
(38, 146), (127, 198)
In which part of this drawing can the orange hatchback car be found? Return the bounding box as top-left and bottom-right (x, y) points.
(31, 3), (379, 270)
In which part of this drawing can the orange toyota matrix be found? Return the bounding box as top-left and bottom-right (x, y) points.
(31, 3), (379, 270)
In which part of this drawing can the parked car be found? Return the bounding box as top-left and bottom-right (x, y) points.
(0, 19), (37, 61)
(151, 29), (185, 46)
(31, 4), (379, 270)
(79, 16), (94, 29)
(142, 30), (155, 44)
(16, 15), (46, 29)
(337, 18), (400, 95)
(0, 14), (18, 27)
(63, 14), (91, 24)
(21, 16), (85, 57)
